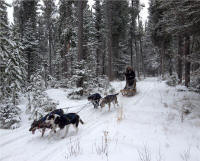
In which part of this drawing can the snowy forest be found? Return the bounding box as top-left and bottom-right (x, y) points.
(1, 0), (200, 161)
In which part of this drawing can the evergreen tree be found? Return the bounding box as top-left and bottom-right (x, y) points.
(21, 0), (39, 81)
(0, 0), (25, 129)
(42, 0), (57, 76)
(57, 0), (75, 79)
(93, 0), (103, 76)
(111, 0), (129, 79)
(0, 0), (25, 102)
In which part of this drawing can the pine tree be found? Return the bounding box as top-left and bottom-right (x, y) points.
(112, 0), (129, 79)
(13, 0), (24, 39)
(146, 0), (200, 88)
(21, 0), (39, 81)
(138, 19), (145, 77)
(143, 23), (160, 76)
(0, 0), (25, 129)
(57, 0), (75, 79)
(42, 0), (56, 76)
(0, 0), (25, 102)
(93, 0), (103, 76)
(148, 0), (172, 78)
(0, 0), (12, 100)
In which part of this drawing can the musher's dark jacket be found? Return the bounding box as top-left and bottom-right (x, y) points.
(125, 70), (135, 82)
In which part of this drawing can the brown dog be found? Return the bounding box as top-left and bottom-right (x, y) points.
(29, 119), (52, 137)
(100, 93), (119, 111)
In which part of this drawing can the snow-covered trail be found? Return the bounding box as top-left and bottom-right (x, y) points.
(0, 78), (200, 161)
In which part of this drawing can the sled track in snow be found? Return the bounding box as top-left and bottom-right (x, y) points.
(1, 79), (178, 161)
(0, 134), (28, 147)
(121, 80), (155, 107)
(76, 81), (156, 141)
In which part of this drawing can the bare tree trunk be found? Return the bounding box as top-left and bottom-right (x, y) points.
(139, 40), (145, 78)
(96, 47), (100, 76)
(63, 54), (68, 78)
(94, 0), (102, 77)
(113, 36), (119, 78)
(48, 29), (52, 75)
(106, 0), (113, 80)
(177, 35), (183, 83)
(184, 35), (190, 87)
(130, 0), (134, 68)
(161, 50), (164, 78)
(76, 0), (85, 87)
(168, 53), (173, 76)
(135, 0), (140, 79)
(134, 38), (140, 78)
(160, 42), (165, 78)
(70, 52), (73, 76)
(51, 35), (56, 75)
(137, 13), (145, 78)
(102, 39), (106, 75)
(78, 1), (84, 61)
(130, 39), (133, 68)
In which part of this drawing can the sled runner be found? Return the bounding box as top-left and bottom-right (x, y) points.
(120, 79), (137, 96)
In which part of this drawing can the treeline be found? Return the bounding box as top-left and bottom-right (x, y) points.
(0, 0), (147, 103)
(146, 0), (200, 88)
(1, 0), (200, 105)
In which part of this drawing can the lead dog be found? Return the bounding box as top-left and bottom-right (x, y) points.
(46, 113), (84, 138)
(29, 109), (64, 137)
(100, 93), (119, 111)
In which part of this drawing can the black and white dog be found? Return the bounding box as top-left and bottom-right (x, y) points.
(46, 113), (84, 138)
(88, 93), (102, 108)
(29, 109), (64, 137)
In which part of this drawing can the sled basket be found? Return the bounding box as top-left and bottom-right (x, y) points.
(121, 79), (137, 96)
(120, 88), (137, 96)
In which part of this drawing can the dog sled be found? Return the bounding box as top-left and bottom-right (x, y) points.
(120, 88), (136, 96)
(120, 79), (137, 97)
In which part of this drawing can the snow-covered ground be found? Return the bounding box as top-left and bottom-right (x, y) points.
(1, 78), (200, 161)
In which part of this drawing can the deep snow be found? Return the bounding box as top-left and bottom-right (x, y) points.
(0, 78), (200, 161)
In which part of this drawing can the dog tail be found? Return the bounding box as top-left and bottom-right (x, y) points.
(115, 93), (119, 96)
(79, 118), (84, 124)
